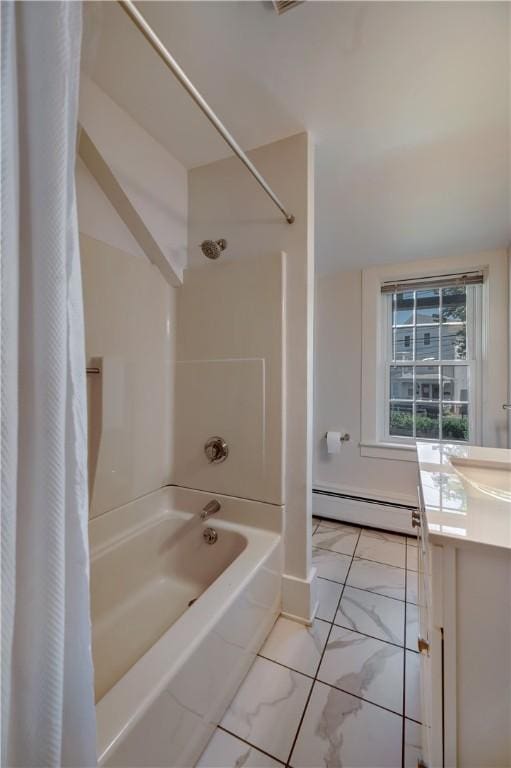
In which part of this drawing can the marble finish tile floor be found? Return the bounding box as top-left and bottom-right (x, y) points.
(197, 520), (422, 768)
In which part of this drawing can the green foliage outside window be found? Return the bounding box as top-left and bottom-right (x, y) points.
(390, 411), (468, 440)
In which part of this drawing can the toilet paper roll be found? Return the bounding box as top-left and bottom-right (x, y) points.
(326, 431), (341, 454)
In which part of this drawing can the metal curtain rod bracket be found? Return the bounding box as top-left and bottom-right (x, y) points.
(117, 0), (295, 225)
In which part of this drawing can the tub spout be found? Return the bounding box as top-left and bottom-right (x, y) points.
(201, 500), (221, 520)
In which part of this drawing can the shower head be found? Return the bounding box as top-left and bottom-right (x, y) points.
(200, 239), (227, 260)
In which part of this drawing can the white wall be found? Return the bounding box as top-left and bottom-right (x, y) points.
(81, 234), (176, 519)
(76, 158), (145, 261)
(79, 75), (188, 281)
(314, 270), (417, 505)
(76, 82), (187, 517)
(186, 132), (316, 620)
(314, 250), (509, 521)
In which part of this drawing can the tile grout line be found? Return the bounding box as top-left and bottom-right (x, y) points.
(316, 518), (410, 539)
(314, 545), (416, 573)
(324, 578), (407, 604)
(311, 680), (408, 720)
(256, 652), (408, 720)
(211, 522), (364, 768)
(256, 654), (315, 681)
(402, 540), (409, 768)
(331, 618), (407, 651)
(208, 520), (414, 768)
(406, 715), (422, 726)
(284, 526), (364, 768)
(315, 516), (418, 550)
(216, 724), (287, 766)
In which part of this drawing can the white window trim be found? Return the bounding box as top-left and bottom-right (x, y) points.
(361, 251), (508, 462)
(381, 285), (480, 445)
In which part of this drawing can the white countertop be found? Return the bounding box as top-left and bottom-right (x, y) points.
(416, 442), (511, 551)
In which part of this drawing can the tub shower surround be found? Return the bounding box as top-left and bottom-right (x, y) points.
(90, 486), (283, 766)
(198, 520), (422, 768)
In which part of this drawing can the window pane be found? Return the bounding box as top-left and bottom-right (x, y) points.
(416, 289), (439, 324)
(441, 324), (466, 360)
(393, 327), (414, 361)
(416, 326), (439, 360)
(442, 404), (469, 441)
(415, 403), (440, 439)
(442, 366), (469, 401)
(393, 291), (414, 326)
(390, 366), (413, 399)
(389, 402), (413, 437)
(415, 366), (440, 400)
(442, 286), (466, 323)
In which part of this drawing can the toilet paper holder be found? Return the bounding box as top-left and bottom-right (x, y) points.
(324, 432), (350, 443)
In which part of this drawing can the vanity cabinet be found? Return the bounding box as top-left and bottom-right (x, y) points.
(415, 485), (443, 768)
(415, 444), (511, 768)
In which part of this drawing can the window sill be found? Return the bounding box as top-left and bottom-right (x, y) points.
(360, 440), (418, 462)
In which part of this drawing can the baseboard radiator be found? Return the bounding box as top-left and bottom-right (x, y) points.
(312, 488), (417, 535)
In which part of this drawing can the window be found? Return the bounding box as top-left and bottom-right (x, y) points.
(384, 283), (480, 443)
(361, 254), (507, 462)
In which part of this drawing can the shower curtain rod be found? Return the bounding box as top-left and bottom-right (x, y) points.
(117, 0), (295, 224)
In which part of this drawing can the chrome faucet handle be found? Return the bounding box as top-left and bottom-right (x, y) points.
(503, 404), (511, 410)
(204, 436), (229, 463)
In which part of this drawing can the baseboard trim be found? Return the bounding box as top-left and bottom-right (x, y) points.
(313, 481), (416, 508)
(313, 487), (416, 511)
(313, 488), (417, 535)
(281, 569), (318, 625)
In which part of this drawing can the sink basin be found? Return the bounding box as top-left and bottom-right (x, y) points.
(450, 457), (511, 501)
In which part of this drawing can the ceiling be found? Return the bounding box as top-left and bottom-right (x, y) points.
(84, 1), (510, 273)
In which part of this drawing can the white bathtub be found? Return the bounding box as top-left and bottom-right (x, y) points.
(89, 486), (283, 767)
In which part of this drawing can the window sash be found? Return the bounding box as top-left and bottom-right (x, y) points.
(384, 360), (475, 443)
(381, 271), (483, 294)
(381, 284), (480, 445)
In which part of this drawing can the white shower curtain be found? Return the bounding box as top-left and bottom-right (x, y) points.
(1, 2), (97, 766)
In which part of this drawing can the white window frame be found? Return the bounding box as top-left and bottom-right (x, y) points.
(381, 285), (482, 446)
(360, 252), (508, 462)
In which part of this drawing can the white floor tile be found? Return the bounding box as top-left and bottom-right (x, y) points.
(335, 586), (405, 646)
(312, 524), (360, 556)
(405, 603), (419, 652)
(196, 729), (281, 768)
(289, 681), (402, 768)
(220, 657), (312, 763)
(404, 718), (423, 768)
(313, 517), (360, 532)
(317, 625), (404, 714)
(260, 616), (330, 677)
(405, 650), (421, 722)
(312, 548), (351, 583)
(316, 578), (344, 622)
(347, 558), (406, 601)
(362, 528), (406, 545)
(406, 570), (419, 605)
(407, 543), (418, 571)
(355, 531), (406, 568)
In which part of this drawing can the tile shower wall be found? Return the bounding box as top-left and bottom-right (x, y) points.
(81, 234), (176, 517)
(188, 132), (313, 592)
(174, 252), (285, 504)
